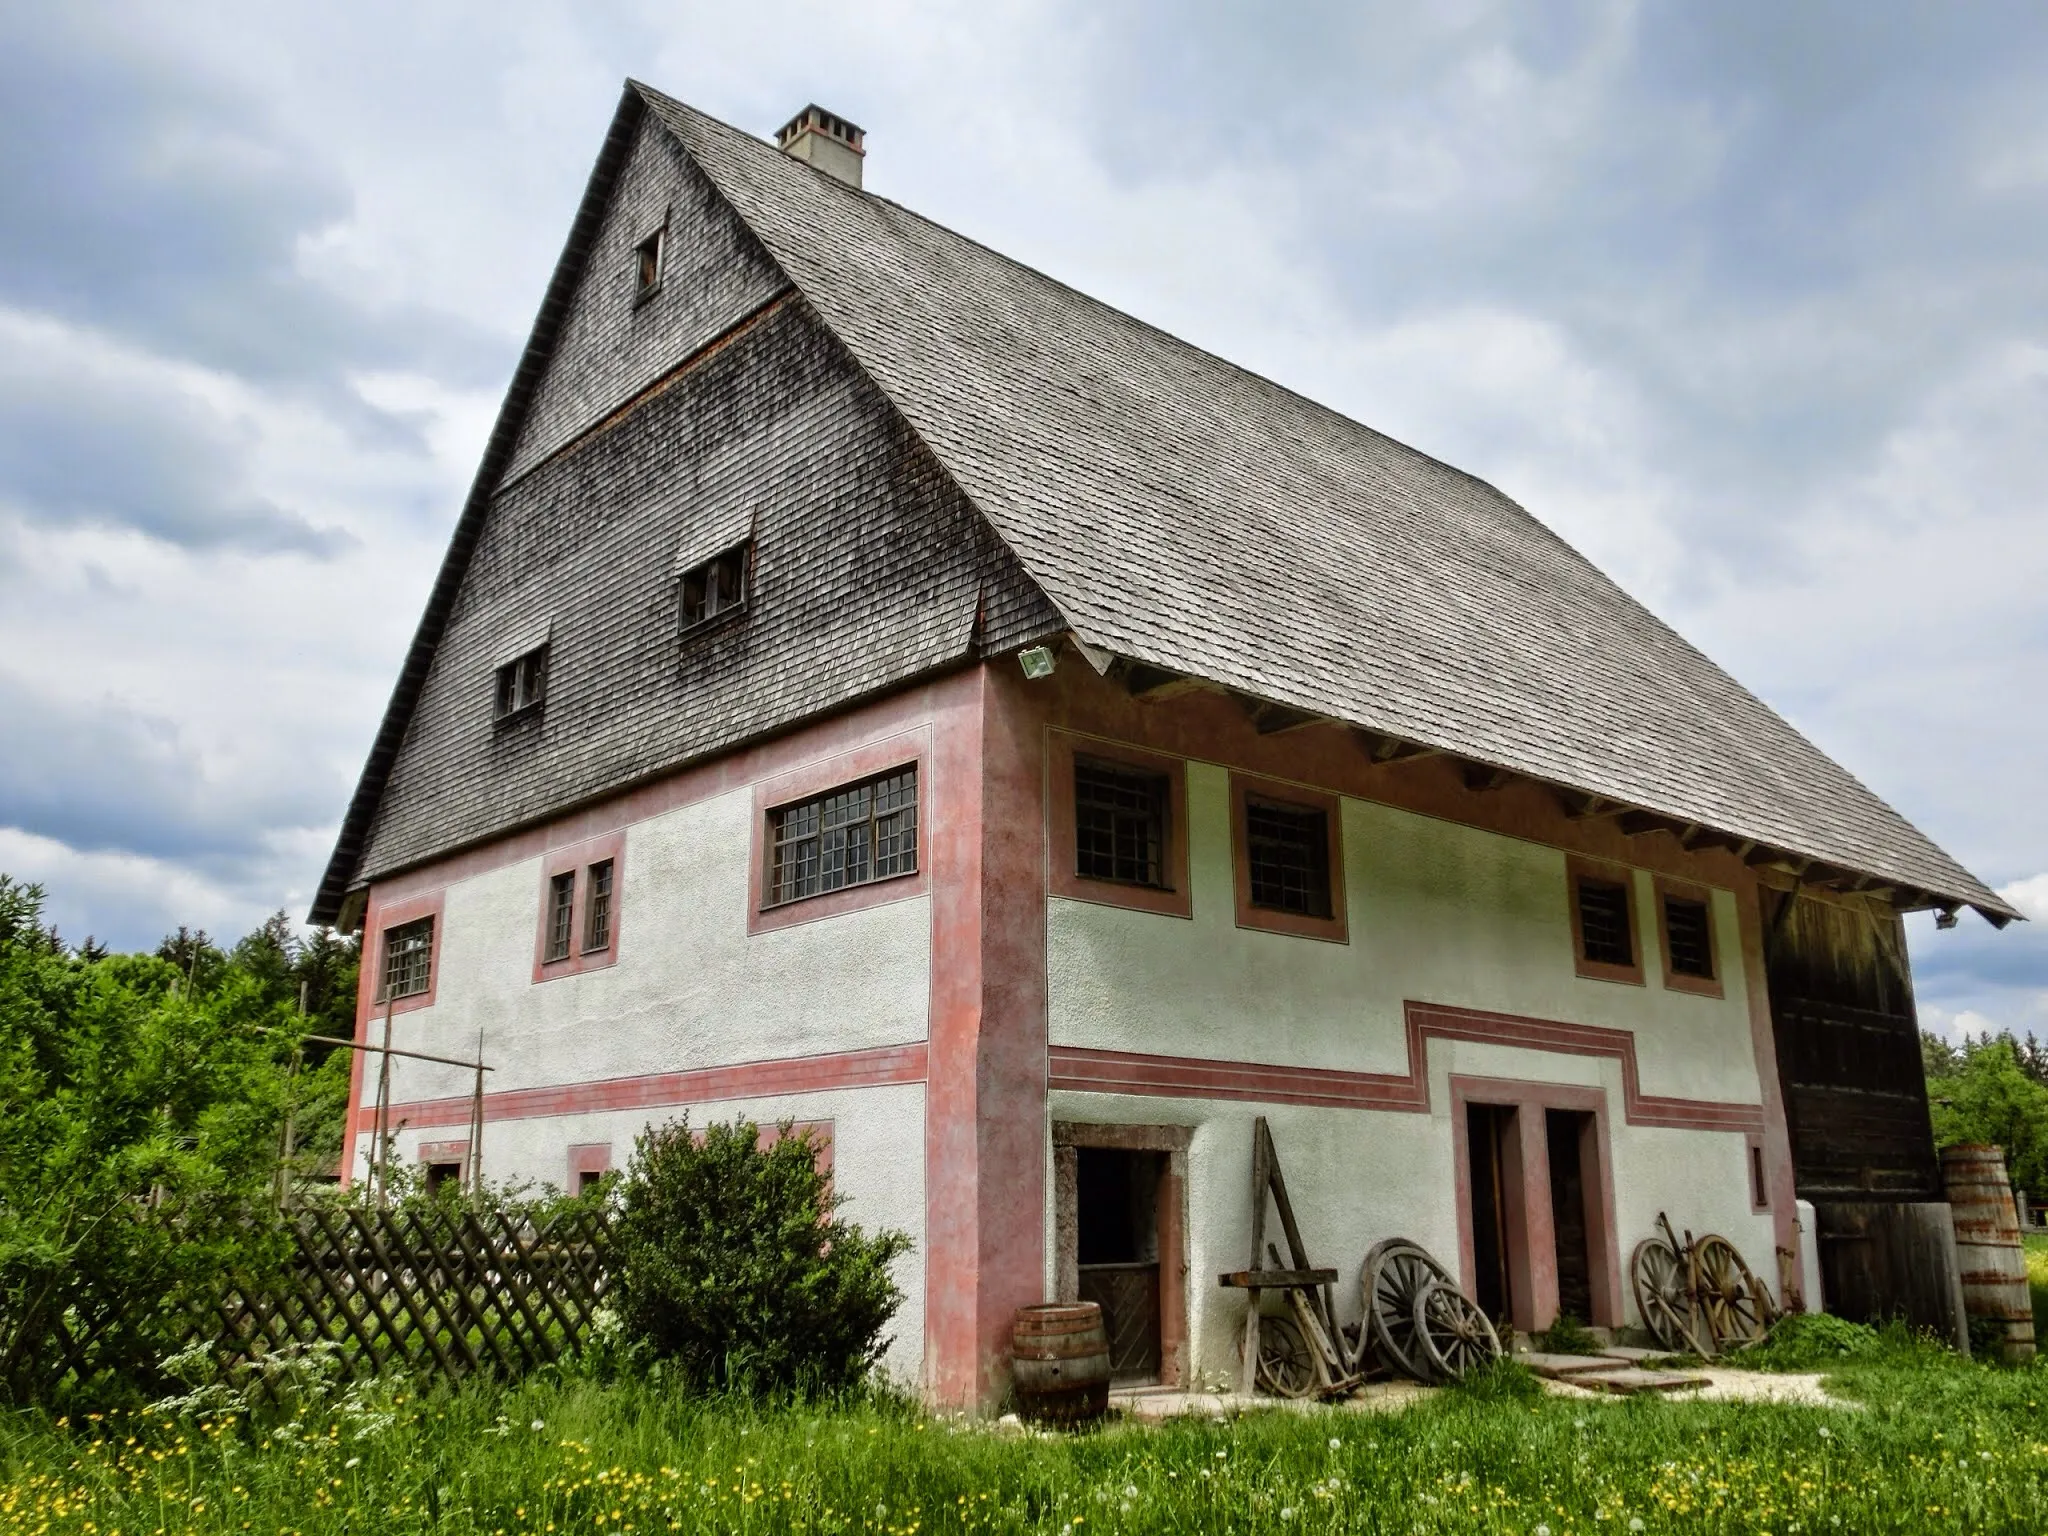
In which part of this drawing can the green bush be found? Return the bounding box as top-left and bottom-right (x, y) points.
(1742, 1310), (1883, 1370)
(610, 1116), (911, 1397)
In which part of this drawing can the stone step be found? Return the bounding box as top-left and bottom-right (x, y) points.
(1573, 1368), (1712, 1395)
(1518, 1351), (1630, 1377)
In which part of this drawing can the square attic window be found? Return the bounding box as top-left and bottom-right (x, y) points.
(679, 543), (749, 633)
(633, 227), (665, 300)
(495, 645), (548, 720)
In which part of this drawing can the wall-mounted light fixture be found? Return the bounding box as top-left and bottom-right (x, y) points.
(1018, 645), (1057, 680)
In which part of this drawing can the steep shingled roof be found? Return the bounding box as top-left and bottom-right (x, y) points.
(310, 81), (2014, 925)
(632, 83), (2013, 924)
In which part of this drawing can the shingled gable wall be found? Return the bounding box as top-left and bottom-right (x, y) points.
(352, 111), (1061, 887)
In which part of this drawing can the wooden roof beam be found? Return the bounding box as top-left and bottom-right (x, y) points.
(1459, 760), (1514, 793)
(1234, 694), (1325, 735)
(1355, 729), (1435, 764)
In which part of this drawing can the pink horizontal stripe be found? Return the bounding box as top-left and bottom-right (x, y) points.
(358, 1041), (928, 1133)
(1048, 1000), (1765, 1136)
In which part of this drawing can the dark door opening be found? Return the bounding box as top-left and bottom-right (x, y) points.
(1547, 1110), (1595, 1325)
(1076, 1147), (1163, 1384)
(424, 1160), (462, 1197)
(1465, 1104), (1517, 1324)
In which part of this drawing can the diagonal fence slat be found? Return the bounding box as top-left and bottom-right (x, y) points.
(13, 1203), (615, 1405)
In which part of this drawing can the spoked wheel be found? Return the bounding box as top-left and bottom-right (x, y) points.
(1693, 1235), (1771, 1352)
(1630, 1236), (1689, 1352)
(1361, 1238), (1454, 1381)
(1411, 1279), (1503, 1381)
(1254, 1310), (1317, 1398)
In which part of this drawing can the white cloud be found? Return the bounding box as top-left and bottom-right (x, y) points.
(1999, 875), (2048, 925)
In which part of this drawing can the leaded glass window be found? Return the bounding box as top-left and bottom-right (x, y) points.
(768, 768), (918, 906)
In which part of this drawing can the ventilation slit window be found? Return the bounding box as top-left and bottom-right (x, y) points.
(1664, 895), (1714, 978)
(768, 767), (918, 906)
(1245, 799), (1331, 918)
(584, 860), (614, 952)
(381, 917), (435, 1000)
(495, 645), (548, 720)
(1075, 759), (1169, 888)
(1577, 878), (1634, 968)
(633, 227), (665, 299)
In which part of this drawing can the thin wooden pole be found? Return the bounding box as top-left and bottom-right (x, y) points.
(374, 992), (395, 1208)
(465, 1029), (486, 1195)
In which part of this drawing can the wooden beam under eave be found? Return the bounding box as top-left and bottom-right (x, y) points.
(1616, 809), (1688, 839)
(1459, 761), (1514, 793)
(1235, 695), (1324, 735)
(1354, 729), (1434, 764)
(1118, 660), (1194, 699)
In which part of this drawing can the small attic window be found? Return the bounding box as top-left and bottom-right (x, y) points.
(633, 227), (666, 301)
(495, 645), (548, 720)
(680, 543), (750, 633)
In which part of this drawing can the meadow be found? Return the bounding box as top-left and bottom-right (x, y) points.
(6, 1328), (2048, 1536)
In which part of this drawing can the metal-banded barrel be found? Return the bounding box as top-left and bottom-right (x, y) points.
(1011, 1302), (1111, 1423)
(1942, 1143), (2036, 1362)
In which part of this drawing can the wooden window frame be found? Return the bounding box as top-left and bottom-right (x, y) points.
(1567, 856), (1644, 986)
(749, 733), (931, 935)
(1046, 732), (1191, 920)
(632, 224), (666, 303)
(532, 830), (627, 983)
(368, 888), (444, 1017)
(1052, 1121), (1191, 1389)
(1229, 772), (1347, 943)
(494, 644), (548, 723)
(678, 543), (751, 636)
(1655, 876), (1725, 999)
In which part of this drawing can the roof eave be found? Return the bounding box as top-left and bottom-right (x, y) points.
(1065, 637), (2022, 930)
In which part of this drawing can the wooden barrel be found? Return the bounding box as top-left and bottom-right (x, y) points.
(1942, 1144), (2036, 1361)
(1011, 1302), (1111, 1423)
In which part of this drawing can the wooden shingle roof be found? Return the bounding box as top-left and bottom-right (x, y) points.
(638, 83), (2011, 923)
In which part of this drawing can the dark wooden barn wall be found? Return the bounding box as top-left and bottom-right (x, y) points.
(1765, 891), (1941, 1204)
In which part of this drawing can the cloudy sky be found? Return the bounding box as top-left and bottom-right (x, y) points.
(1, 1), (2042, 1034)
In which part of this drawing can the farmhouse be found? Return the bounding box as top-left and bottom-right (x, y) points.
(311, 82), (2018, 1407)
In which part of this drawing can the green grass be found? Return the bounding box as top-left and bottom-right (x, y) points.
(5, 1344), (2048, 1535)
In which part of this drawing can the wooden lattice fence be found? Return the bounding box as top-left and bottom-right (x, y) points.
(208, 1203), (616, 1392)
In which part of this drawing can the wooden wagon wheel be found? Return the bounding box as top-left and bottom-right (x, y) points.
(1692, 1235), (1770, 1352)
(1253, 1309), (1317, 1398)
(1629, 1236), (1688, 1351)
(1361, 1238), (1453, 1382)
(1411, 1279), (1503, 1382)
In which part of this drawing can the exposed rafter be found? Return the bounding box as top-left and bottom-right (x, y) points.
(1459, 761), (1514, 793)
(1354, 729), (1435, 764)
(1233, 693), (1324, 735)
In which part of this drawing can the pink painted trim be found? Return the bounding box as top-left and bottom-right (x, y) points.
(747, 730), (932, 935)
(1045, 730), (1192, 920)
(418, 1138), (469, 1165)
(1047, 999), (1768, 1134)
(532, 829), (627, 982)
(367, 888), (446, 1016)
(1654, 875), (1726, 1000)
(567, 1142), (613, 1180)
(341, 886), (446, 1187)
(1448, 1076), (1622, 1332)
(1229, 771), (1349, 944)
(353, 1042), (927, 1134)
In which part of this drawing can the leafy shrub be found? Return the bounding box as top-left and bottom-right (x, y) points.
(610, 1116), (911, 1397)
(1742, 1311), (1882, 1370)
(1531, 1314), (1601, 1355)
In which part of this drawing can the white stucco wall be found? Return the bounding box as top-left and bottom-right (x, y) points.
(349, 777), (933, 1380)
(1049, 758), (1776, 1364)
